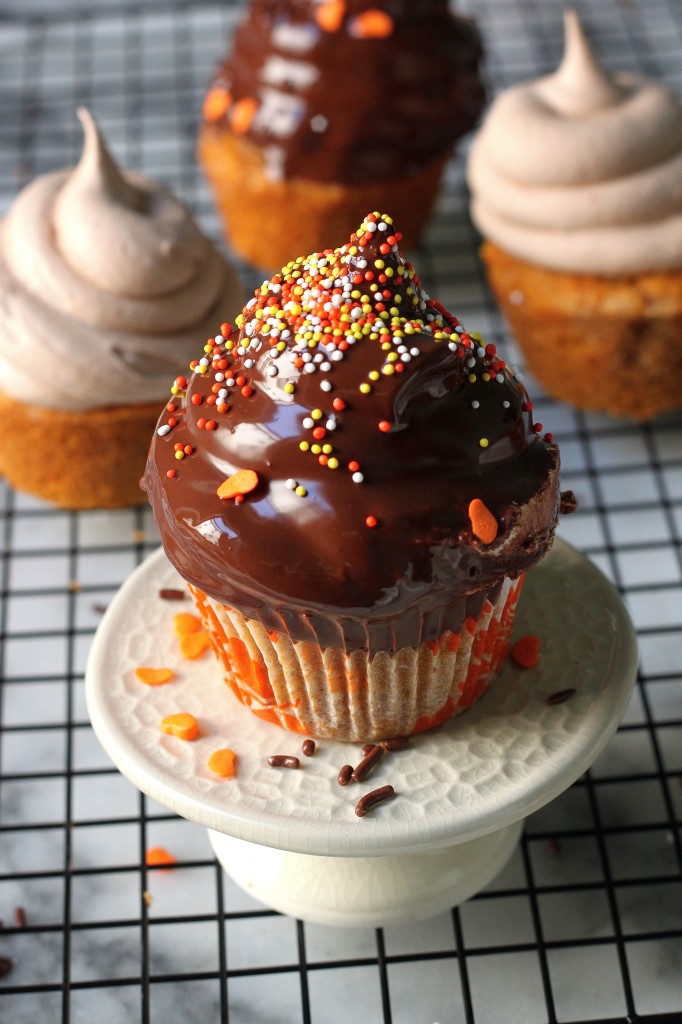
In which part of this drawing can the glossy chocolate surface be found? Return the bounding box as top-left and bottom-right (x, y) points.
(145, 216), (560, 653)
(204, 0), (485, 183)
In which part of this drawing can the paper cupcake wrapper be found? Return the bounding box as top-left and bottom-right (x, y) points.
(188, 576), (524, 742)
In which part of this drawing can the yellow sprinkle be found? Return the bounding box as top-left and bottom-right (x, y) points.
(375, 259), (385, 269)
(359, 383), (372, 394)
(327, 458), (339, 469)
(284, 382), (295, 394)
(295, 485), (307, 497)
(174, 451), (184, 460)
(170, 385), (179, 395)
(299, 441), (310, 452)
(369, 370), (380, 381)
(311, 409), (323, 420)
(479, 438), (489, 448)
(289, 302), (302, 316)
(197, 365), (208, 374)
(468, 374), (477, 383)
(387, 352), (399, 362)
(384, 267), (394, 277)
(277, 341), (286, 351)
(382, 364), (395, 376)
(311, 444), (321, 455)
(322, 444), (333, 454)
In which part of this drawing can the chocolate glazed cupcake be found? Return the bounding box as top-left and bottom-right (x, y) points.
(145, 213), (560, 742)
(198, 0), (484, 270)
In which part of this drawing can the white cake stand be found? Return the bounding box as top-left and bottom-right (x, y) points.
(85, 538), (637, 927)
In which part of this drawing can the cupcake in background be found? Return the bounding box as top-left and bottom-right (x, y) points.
(0, 108), (243, 509)
(144, 212), (561, 743)
(468, 10), (682, 421)
(198, 0), (485, 271)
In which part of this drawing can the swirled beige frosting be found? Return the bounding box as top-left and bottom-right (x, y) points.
(0, 108), (242, 411)
(468, 11), (682, 275)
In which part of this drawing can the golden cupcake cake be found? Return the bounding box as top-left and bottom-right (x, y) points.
(144, 212), (562, 742)
(0, 108), (243, 509)
(198, 0), (485, 271)
(468, 11), (682, 421)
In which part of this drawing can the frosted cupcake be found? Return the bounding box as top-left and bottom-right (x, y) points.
(144, 213), (561, 742)
(198, 0), (485, 270)
(0, 108), (243, 509)
(468, 11), (682, 421)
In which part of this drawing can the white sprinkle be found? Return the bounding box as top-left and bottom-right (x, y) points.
(302, 352), (313, 362)
(302, 417), (314, 429)
(157, 424), (171, 436)
(352, 472), (364, 484)
(477, 347), (486, 357)
(466, 357), (476, 368)
(218, 388), (228, 399)
(366, 222), (377, 232)
(496, 373), (505, 383)
(304, 363), (316, 373)
(331, 350), (344, 361)
(401, 353), (412, 363)
(286, 478), (297, 490)
(502, 400), (510, 409)
(244, 358), (254, 368)
(215, 373), (225, 382)
(325, 418), (336, 430)
(226, 378), (235, 387)
(471, 400), (480, 409)
(214, 335), (223, 344)
(320, 380), (332, 392)
(320, 362), (332, 372)
(378, 221), (387, 231)
(410, 347), (420, 357)
(268, 365), (279, 377)
(199, 357), (210, 366)
(455, 325), (464, 334)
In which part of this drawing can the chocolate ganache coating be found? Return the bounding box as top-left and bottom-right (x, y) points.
(145, 214), (560, 654)
(204, 0), (485, 184)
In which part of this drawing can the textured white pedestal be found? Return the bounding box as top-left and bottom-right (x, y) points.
(86, 539), (637, 926)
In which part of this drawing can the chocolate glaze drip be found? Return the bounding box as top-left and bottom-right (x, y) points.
(205, 0), (485, 184)
(145, 215), (560, 654)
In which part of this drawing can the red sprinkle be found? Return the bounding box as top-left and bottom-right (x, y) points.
(365, 515), (378, 528)
(378, 420), (391, 433)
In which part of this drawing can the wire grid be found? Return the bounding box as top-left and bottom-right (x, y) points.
(0, 1), (680, 1022)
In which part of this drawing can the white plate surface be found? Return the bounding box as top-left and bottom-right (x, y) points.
(86, 538), (637, 857)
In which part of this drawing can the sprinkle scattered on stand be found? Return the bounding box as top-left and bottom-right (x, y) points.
(510, 635), (540, 669)
(208, 748), (237, 778)
(135, 667), (174, 686)
(160, 712), (199, 741)
(145, 846), (177, 869)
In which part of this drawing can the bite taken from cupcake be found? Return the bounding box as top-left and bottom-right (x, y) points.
(198, 0), (485, 271)
(144, 212), (565, 743)
(0, 108), (243, 510)
(468, 10), (682, 421)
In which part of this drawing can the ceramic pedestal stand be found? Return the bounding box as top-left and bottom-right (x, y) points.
(86, 539), (637, 927)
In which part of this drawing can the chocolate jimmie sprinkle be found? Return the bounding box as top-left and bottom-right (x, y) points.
(158, 588), (187, 600)
(355, 785), (395, 817)
(352, 745), (384, 782)
(381, 736), (410, 751)
(302, 739), (316, 757)
(546, 688), (577, 705)
(267, 755), (300, 769)
(338, 764), (353, 786)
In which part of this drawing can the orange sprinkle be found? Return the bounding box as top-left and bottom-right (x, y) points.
(203, 87), (231, 122)
(510, 635), (540, 669)
(217, 468), (259, 500)
(172, 612), (202, 638)
(208, 748), (237, 778)
(315, 0), (345, 32)
(135, 667), (174, 686)
(180, 631), (211, 660)
(230, 97), (258, 135)
(160, 712), (199, 742)
(349, 9), (393, 38)
(468, 498), (498, 544)
(145, 846), (176, 869)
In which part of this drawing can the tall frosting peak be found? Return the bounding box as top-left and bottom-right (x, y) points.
(467, 14), (682, 275)
(0, 109), (242, 412)
(544, 10), (624, 116)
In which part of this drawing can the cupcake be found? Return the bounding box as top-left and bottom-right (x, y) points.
(467, 11), (682, 421)
(0, 108), (243, 509)
(198, 0), (484, 271)
(144, 212), (561, 742)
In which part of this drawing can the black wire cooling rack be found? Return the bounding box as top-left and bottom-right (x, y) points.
(1, 1), (681, 1022)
